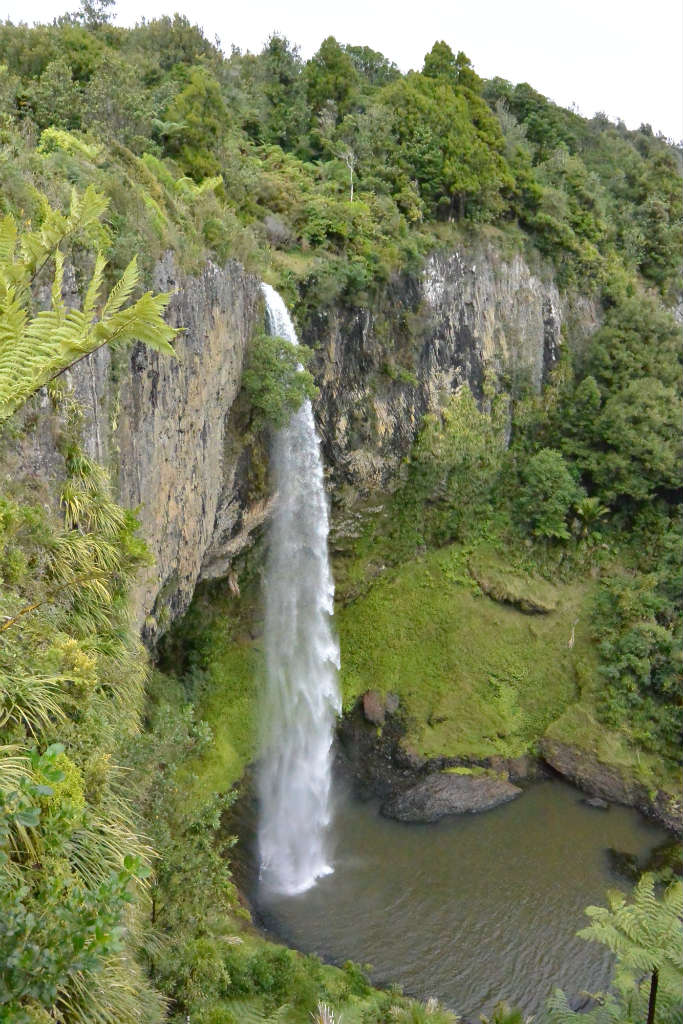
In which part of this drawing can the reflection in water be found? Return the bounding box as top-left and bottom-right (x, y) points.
(254, 779), (665, 1017)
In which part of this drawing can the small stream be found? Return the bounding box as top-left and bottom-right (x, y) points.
(248, 778), (666, 1018)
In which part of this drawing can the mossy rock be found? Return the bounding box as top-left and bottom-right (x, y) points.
(469, 553), (559, 614)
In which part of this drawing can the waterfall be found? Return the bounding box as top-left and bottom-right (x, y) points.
(257, 283), (341, 896)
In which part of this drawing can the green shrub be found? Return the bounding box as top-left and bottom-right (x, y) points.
(516, 448), (584, 540)
(242, 330), (318, 428)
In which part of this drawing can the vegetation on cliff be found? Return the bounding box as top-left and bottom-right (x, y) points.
(0, 12), (680, 304)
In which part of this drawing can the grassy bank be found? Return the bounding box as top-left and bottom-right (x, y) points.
(337, 541), (597, 759)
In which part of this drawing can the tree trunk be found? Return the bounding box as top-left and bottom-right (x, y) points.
(647, 967), (659, 1024)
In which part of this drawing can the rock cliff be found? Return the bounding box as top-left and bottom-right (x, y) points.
(6, 239), (598, 638)
(306, 241), (598, 492)
(7, 255), (263, 640)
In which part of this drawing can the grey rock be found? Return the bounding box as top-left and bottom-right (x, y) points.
(385, 692), (400, 715)
(506, 754), (545, 782)
(7, 255), (263, 642)
(584, 796), (610, 810)
(309, 242), (600, 493)
(540, 735), (682, 836)
(380, 772), (522, 823)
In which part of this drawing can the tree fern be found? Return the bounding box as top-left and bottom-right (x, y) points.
(222, 1001), (292, 1024)
(543, 875), (683, 1024)
(0, 188), (178, 423)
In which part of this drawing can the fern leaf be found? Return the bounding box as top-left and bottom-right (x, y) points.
(0, 214), (17, 264)
(0, 192), (178, 422)
(223, 1000), (273, 1024)
(50, 250), (66, 317)
(101, 256), (139, 317)
(97, 291), (177, 354)
(83, 252), (107, 319)
(197, 175), (222, 195)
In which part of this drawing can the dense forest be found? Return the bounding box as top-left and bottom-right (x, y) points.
(0, 3), (681, 1023)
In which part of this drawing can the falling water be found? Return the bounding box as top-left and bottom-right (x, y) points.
(257, 283), (341, 895)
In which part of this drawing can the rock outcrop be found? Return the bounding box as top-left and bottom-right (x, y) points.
(307, 241), (599, 492)
(7, 255), (263, 639)
(339, 692), (534, 823)
(381, 772), (521, 822)
(540, 735), (683, 835)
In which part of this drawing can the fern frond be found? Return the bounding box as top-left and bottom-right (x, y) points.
(83, 252), (107, 319)
(223, 1001), (276, 1024)
(0, 196), (178, 422)
(20, 185), (110, 276)
(101, 256), (139, 317)
(197, 175), (222, 195)
(0, 289), (28, 348)
(0, 214), (17, 264)
(51, 250), (66, 317)
(96, 290), (177, 354)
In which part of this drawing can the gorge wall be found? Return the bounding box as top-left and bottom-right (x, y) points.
(7, 239), (598, 640)
(9, 255), (263, 641)
(306, 242), (598, 493)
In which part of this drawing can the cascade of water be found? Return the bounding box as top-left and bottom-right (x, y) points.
(257, 283), (341, 895)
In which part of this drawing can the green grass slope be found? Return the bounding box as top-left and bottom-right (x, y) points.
(337, 543), (598, 760)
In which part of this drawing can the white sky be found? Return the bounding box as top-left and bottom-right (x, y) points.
(2, 0), (682, 141)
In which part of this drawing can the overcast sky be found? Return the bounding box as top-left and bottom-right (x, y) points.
(2, 0), (681, 141)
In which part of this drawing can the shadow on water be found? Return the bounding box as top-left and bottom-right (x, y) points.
(230, 773), (667, 1018)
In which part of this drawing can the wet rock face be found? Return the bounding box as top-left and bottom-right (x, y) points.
(380, 772), (522, 823)
(116, 259), (266, 638)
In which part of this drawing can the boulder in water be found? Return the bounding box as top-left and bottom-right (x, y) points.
(380, 771), (522, 823)
(583, 795), (610, 810)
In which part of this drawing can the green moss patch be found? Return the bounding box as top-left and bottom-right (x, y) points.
(160, 585), (261, 797)
(187, 638), (259, 795)
(338, 542), (598, 760)
(468, 550), (560, 613)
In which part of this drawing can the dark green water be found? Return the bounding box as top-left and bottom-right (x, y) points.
(254, 779), (666, 1018)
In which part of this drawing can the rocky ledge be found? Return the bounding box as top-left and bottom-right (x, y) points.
(540, 735), (683, 836)
(338, 691), (535, 824)
(339, 690), (682, 834)
(381, 772), (521, 823)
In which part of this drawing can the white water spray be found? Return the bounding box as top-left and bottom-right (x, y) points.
(257, 283), (341, 895)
